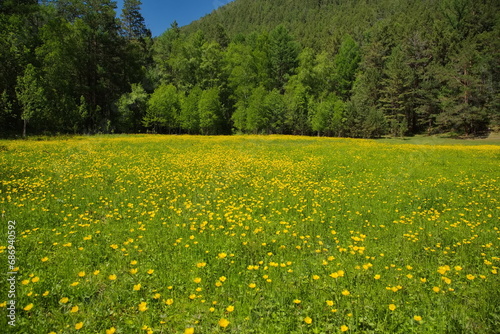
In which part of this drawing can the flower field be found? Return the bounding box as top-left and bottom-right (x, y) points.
(0, 135), (499, 333)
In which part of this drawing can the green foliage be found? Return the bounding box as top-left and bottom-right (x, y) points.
(120, 0), (151, 40)
(198, 87), (223, 135)
(332, 35), (360, 101)
(0, 0), (498, 138)
(116, 83), (148, 133)
(179, 85), (202, 134)
(144, 83), (179, 133)
(269, 25), (300, 92)
(16, 64), (46, 137)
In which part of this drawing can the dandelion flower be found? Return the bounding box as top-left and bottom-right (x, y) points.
(218, 253), (227, 259)
(60, 297), (69, 304)
(165, 299), (174, 305)
(466, 274), (475, 280)
(226, 305), (234, 312)
(340, 325), (349, 332)
(130, 268), (138, 274)
(153, 293), (161, 299)
(219, 276), (227, 282)
(138, 302), (148, 312)
(75, 322), (83, 330)
(70, 282), (79, 287)
(433, 287), (440, 293)
(341, 290), (350, 296)
(147, 269), (154, 275)
(389, 304), (396, 311)
(304, 317), (312, 324)
(106, 327), (116, 334)
(193, 277), (202, 283)
(293, 299), (301, 304)
(41, 257), (49, 262)
(78, 271), (85, 277)
(70, 305), (79, 313)
(130, 260), (137, 265)
(326, 300), (334, 306)
(23, 303), (33, 311)
(374, 274), (381, 280)
(31, 277), (40, 283)
(218, 318), (230, 328)
(109, 274), (117, 280)
(312, 275), (320, 280)
(93, 270), (100, 275)
(414, 315), (422, 321)
(248, 283), (256, 288)
(133, 284), (141, 291)
(184, 328), (194, 334)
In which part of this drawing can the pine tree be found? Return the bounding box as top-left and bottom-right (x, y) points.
(121, 0), (151, 40)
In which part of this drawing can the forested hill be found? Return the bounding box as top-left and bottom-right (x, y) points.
(184, 0), (419, 51)
(1, 0), (499, 137)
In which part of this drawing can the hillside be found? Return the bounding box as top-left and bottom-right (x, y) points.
(183, 0), (436, 50)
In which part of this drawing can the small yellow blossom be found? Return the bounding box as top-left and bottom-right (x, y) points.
(218, 318), (230, 328)
(414, 315), (422, 321)
(106, 327), (116, 334)
(70, 305), (79, 313)
(226, 305), (234, 312)
(75, 322), (84, 330)
(23, 303), (34, 311)
(138, 302), (148, 312)
(340, 325), (349, 332)
(133, 284), (141, 291)
(304, 316), (312, 324)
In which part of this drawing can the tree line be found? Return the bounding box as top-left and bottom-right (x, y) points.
(1, 0), (499, 137)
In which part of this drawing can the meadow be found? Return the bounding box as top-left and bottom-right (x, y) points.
(0, 135), (499, 334)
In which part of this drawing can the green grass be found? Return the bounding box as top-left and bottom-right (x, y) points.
(1, 135), (499, 333)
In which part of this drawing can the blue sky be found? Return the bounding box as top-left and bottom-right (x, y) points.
(115, 0), (234, 37)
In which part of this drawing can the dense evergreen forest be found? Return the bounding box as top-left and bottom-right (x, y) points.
(1, 0), (499, 137)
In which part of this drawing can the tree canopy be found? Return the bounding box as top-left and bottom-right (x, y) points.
(1, 0), (498, 137)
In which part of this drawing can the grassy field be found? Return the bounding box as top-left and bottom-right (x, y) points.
(1, 135), (499, 333)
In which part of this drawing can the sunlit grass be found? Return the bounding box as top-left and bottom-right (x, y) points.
(1, 135), (499, 333)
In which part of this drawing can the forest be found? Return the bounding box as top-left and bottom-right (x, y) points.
(1, 0), (499, 137)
